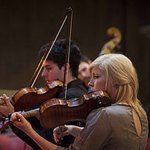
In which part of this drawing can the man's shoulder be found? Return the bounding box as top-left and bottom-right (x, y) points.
(67, 79), (88, 95)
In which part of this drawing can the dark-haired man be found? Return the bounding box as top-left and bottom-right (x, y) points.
(0, 39), (88, 149)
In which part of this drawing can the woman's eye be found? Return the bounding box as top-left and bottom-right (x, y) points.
(93, 75), (100, 79)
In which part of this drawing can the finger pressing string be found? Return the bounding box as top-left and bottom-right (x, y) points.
(15, 112), (22, 120)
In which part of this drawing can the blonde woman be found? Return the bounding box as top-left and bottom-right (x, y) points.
(12, 54), (148, 150)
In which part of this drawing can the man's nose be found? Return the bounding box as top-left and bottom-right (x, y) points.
(82, 72), (88, 77)
(41, 69), (46, 77)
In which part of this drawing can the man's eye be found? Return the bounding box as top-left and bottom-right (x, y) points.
(45, 67), (51, 71)
(82, 68), (87, 72)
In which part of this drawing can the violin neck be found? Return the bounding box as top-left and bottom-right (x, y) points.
(21, 108), (40, 118)
(0, 108), (40, 133)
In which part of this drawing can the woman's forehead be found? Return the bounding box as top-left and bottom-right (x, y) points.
(91, 66), (104, 73)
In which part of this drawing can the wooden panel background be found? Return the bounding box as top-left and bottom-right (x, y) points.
(0, 0), (150, 104)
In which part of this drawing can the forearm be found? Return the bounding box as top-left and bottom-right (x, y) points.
(11, 124), (41, 149)
(26, 129), (58, 150)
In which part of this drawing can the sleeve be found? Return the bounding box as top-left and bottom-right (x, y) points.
(11, 116), (53, 150)
(11, 125), (42, 150)
(56, 146), (67, 150)
(81, 109), (112, 150)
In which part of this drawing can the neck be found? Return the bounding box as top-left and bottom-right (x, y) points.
(63, 69), (77, 84)
(63, 75), (77, 100)
(66, 75), (77, 84)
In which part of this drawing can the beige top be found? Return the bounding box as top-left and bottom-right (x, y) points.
(57, 104), (148, 150)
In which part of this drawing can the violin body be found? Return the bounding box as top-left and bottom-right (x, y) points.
(13, 85), (63, 111)
(39, 91), (111, 129)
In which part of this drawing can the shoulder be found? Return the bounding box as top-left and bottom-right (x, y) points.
(102, 104), (131, 113)
(58, 79), (88, 99)
(67, 79), (88, 98)
(91, 104), (131, 120)
(86, 105), (130, 128)
(68, 79), (87, 91)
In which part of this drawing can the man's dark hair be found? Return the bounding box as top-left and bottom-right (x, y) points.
(39, 39), (81, 77)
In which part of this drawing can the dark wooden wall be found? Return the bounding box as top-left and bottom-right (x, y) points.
(0, 0), (150, 104)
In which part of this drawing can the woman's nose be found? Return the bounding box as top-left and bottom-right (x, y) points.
(88, 79), (93, 87)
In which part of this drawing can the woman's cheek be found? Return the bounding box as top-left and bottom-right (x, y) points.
(95, 81), (106, 91)
(94, 83), (101, 91)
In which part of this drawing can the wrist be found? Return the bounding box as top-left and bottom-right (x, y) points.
(70, 126), (83, 137)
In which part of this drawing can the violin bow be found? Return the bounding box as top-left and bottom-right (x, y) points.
(63, 7), (73, 100)
(29, 8), (72, 88)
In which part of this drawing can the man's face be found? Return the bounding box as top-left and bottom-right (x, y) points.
(41, 60), (64, 83)
(78, 62), (91, 85)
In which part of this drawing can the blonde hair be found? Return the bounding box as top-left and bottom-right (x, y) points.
(90, 53), (146, 117)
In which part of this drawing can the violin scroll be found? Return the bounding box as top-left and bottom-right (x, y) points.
(100, 27), (122, 55)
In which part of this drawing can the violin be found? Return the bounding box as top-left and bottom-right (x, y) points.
(40, 90), (111, 129)
(0, 80), (63, 111)
(0, 90), (111, 132)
